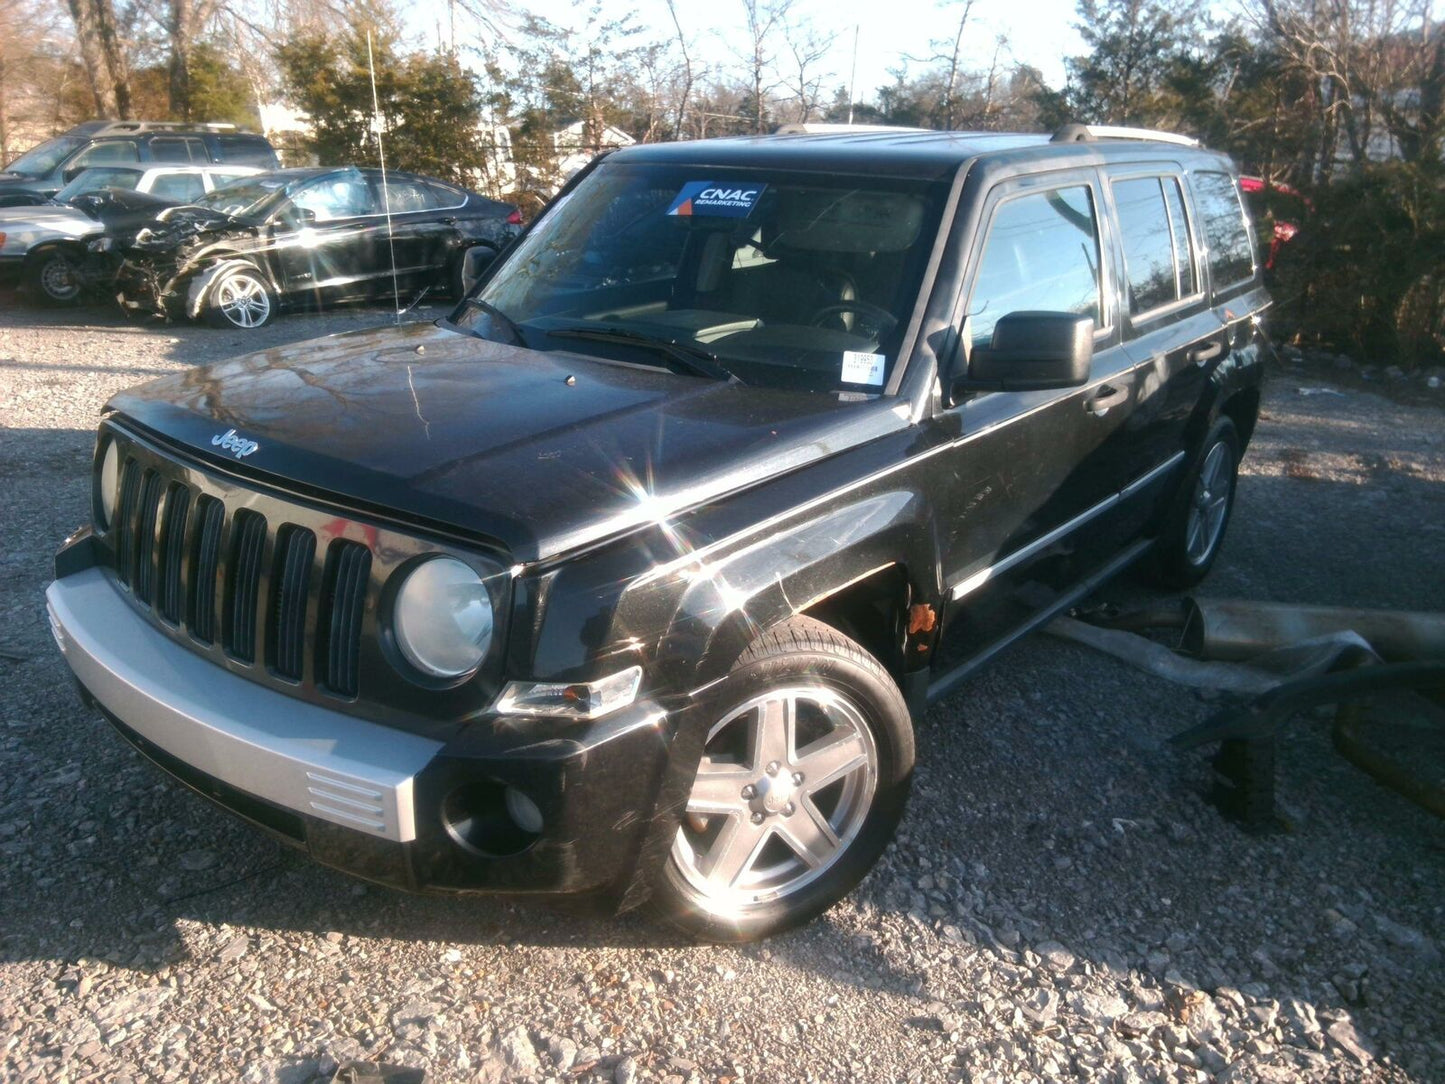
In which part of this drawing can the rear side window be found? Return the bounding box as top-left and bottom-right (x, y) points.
(1112, 175), (1198, 315)
(151, 137), (208, 163)
(1192, 171), (1255, 290)
(148, 172), (206, 202)
(968, 186), (1102, 345)
(425, 179), (467, 208)
(216, 136), (280, 169)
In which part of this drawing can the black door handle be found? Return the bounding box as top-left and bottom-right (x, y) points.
(1084, 384), (1129, 415)
(1189, 341), (1225, 365)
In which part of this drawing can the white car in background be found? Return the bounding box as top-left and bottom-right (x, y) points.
(0, 164), (258, 304)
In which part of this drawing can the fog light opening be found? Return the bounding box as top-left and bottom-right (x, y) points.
(441, 781), (542, 857)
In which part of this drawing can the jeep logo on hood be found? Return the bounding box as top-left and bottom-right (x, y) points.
(211, 429), (260, 459)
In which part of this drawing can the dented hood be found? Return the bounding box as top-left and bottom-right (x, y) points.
(105, 321), (903, 562)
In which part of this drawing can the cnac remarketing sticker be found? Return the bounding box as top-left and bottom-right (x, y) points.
(667, 181), (767, 218)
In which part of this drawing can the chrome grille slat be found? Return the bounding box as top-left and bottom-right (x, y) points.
(113, 459), (141, 587)
(188, 495), (224, 643)
(225, 510), (267, 664)
(132, 470), (164, 605)
(270, 526), (316, 681)
(319, 541), (371, 697)
(156, 484), (191, 624)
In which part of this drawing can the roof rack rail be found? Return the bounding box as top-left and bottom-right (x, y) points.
(1051, 123), (1200, 148)
(65, 120), (247, 137)
(774, 122), (930, 135)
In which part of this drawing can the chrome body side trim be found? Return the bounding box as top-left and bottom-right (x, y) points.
(46, 567), (441, 842)
(950, 450), (1186, 601)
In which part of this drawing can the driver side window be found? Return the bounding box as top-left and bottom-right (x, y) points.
(968, 186), (1102, 346)
(290, 177), (375, 221)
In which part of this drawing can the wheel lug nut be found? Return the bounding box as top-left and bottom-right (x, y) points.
(741, 784), (756, 799)
(750, 811), (765, 824)
(792, 772), (804, 785)
(783, 802), (795, 816)
(766, 761), (780, 776)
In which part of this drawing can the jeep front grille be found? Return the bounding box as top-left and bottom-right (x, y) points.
(95, 423), (506, 719)
(103, 437), (372, 699)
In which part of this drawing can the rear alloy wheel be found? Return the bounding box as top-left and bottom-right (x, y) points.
(203, 265), (275, 329)
(653, 616), (913, 941)
(25, 248), (83, 306)
(1149, 416), (1241, 588)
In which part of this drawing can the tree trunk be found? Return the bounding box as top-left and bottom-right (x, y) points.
(65, 0), (118, 116)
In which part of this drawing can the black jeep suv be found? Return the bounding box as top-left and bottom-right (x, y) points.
(48, 125), (1268, 941)
(0, 121), (279, 208)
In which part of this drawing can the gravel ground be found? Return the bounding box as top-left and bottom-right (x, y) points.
(2, 298), (1443, 1084)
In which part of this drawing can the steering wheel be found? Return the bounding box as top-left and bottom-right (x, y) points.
(809, 301), (898, 335)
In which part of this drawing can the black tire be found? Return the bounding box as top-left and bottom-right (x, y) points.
(450, 244), (497, 300)
(202, 264), (276, 329)
(650, 615), (914, 942)
(1149, 416), (1241, 588)
(24, 247), (84, 307)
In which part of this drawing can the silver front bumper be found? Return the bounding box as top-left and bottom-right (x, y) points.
(46, 567), (442, 842)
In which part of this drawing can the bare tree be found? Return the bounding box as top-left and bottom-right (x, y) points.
(1254, 0), (1440, 178)
(664, 0), (694, 139)
(782, 16), (836, 123)
(737, 0), (791, 133)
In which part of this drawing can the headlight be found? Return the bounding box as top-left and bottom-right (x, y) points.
(496, 666), (643, 720)
(392, 557), (494, 678)
(97, 438), (119, 529)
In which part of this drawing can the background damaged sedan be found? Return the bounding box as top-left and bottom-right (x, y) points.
(116, 165), (522, 329)
(0, 164), (258, 305)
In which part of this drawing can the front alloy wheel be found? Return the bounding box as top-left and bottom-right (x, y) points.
(672, 686), (879, 905)
(26, 248), (83, 306)
(654, 616), (914, 941)
(204, 266), (275, 329)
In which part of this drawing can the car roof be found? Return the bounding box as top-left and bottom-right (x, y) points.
(609, 129), (1235, 180)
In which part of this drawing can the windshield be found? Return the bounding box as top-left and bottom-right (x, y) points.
(55, 167), (143, 202)
(4, 136), (86, 177)
(458, 161), (948, 395)
(192, 174), (289, 218)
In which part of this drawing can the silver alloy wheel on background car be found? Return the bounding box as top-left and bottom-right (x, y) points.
(36, 252), (82, 303)
(213, 271), (272, 328)
(1185, 440), (1234, 564)
(671, 684), (879, 916)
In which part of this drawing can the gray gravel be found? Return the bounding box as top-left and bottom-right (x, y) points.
(2, 297), (1443, 1084)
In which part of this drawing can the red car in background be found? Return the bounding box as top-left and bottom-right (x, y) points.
(1239, 175), (1309, 270)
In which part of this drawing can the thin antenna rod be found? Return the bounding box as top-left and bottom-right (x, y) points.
(847, 26), (859, 124)
(367, 30), (402, 324)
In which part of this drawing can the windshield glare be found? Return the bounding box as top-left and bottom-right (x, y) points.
(193, 175), (287, 218)
(56, 168), (143, 202)
(464, 162), (947, 395)
(5, 137), (86, 178)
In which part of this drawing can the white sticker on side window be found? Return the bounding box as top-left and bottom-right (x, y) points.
(841, 351), (887, 386)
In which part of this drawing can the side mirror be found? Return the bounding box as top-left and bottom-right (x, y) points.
(62, 166), (85, 184)
(279, 205), (316, 228)
(966, 311), (1094, 392)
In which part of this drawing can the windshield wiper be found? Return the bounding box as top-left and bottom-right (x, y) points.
(459, 297), (526, 345)
(549, 326), (741, 384)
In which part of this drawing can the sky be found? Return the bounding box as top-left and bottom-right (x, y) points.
(404, 0), (1088, 104)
